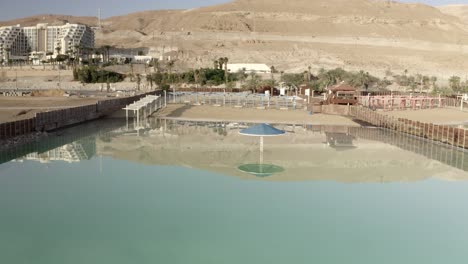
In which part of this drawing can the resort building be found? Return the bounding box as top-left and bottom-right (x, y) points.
(0, 23), (94, 61)
(227, 63), (272, 74)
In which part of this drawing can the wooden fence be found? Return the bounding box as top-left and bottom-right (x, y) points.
(358, 95), (462, 111)
(349, 106), (468, 149)
(169, 92), (306, 110)
(348, 126), (468, 172)
(0, 118), (36, 139)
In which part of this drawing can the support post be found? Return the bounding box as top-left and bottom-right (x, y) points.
(260, 136), (264, 164)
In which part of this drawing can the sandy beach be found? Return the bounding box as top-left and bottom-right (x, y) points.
(158, 104), (360, 126)
(0, 97), (102, 123)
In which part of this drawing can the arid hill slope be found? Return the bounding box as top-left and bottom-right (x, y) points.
(2, 0), (468, 79)
(438, 4), (468, 24)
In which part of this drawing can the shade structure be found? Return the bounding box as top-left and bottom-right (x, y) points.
(239, 123), (285, 137)
(239, 123), (286, 167)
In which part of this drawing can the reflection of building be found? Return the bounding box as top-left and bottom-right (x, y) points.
(15, 138), (96, 163)
(0, 23), (94, 61)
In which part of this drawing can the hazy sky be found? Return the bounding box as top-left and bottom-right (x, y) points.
(0, 0), (466, 21)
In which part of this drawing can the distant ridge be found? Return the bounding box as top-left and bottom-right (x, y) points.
(2, 0), (468, 78)
(438, 4), (468, 24)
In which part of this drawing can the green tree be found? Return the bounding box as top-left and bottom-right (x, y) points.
(223, 57), (229, 83)
(136, 73), (141, 91)
(430, 76), (437, 92)
(101, 45), (112, 63)
(449, 76), (461, 92)
(244, 71), (261, 91)
(167, 60), (175, 74)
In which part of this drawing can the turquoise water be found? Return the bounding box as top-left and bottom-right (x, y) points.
(1, 119), (468, 263)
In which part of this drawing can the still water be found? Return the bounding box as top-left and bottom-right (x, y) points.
(1, 118), (468, 263)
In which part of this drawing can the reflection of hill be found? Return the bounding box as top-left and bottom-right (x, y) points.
(97, 121), (468, 182)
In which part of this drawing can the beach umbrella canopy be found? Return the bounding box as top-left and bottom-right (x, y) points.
(239, 123), (285, 137)
(239, 123), (286, 168)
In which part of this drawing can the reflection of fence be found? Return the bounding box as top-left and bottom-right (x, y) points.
(168, 92), (306, 110)
(0, 91), (159, 140)
(357, 95), (463, 111)
(350, 106), (468, 149)
(349, 127), (468, 172)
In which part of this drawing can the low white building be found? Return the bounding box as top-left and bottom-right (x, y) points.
(227, 63), (271, 74)
(133, 55), (153, 64)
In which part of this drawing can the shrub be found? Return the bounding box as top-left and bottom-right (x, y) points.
(75, 66), (124, 83)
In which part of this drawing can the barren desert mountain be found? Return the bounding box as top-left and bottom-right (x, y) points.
(2, 0), (468, 79)
(0, 14), (98, 27)
(438, 4), (468, 24)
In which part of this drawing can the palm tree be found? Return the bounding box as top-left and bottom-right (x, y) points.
(415, 73), (423, 93)
(350, 70), (371, 91)
(246, 71), (261, 92)
(217, 58), (224, 70)
(101, 45), (112, 63)
(223, 57), (229, 83)
(430, 76), (437, 92)
(449, 76), (461, 92)
(213, 60), (219, 69)
(167, 60), (175, 74)
(307, 65), (312, 82)
(194, 69), (200, 87)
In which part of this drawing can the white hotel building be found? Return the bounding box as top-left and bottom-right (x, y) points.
(0, 23), (94, 61)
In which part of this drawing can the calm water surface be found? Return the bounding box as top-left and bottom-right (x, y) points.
(1, 118), (468, 264)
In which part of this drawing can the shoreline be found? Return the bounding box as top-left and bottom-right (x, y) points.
(157, 104), (361, 126)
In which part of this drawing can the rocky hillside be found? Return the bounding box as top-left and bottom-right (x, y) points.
(438, 4), (468, 24)
(2, 0), (468, 79)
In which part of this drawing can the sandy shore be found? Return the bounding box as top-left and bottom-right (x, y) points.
(158, 104), (360, 126)
(381, 108), (468, 125)
(0, 97), (102, 123)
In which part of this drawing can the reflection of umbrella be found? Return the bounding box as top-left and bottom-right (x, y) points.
(238, 163), (285, 177)
(239, 123), (285, 164)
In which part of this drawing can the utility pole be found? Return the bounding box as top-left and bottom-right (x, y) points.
(98, 8), (102, 29)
